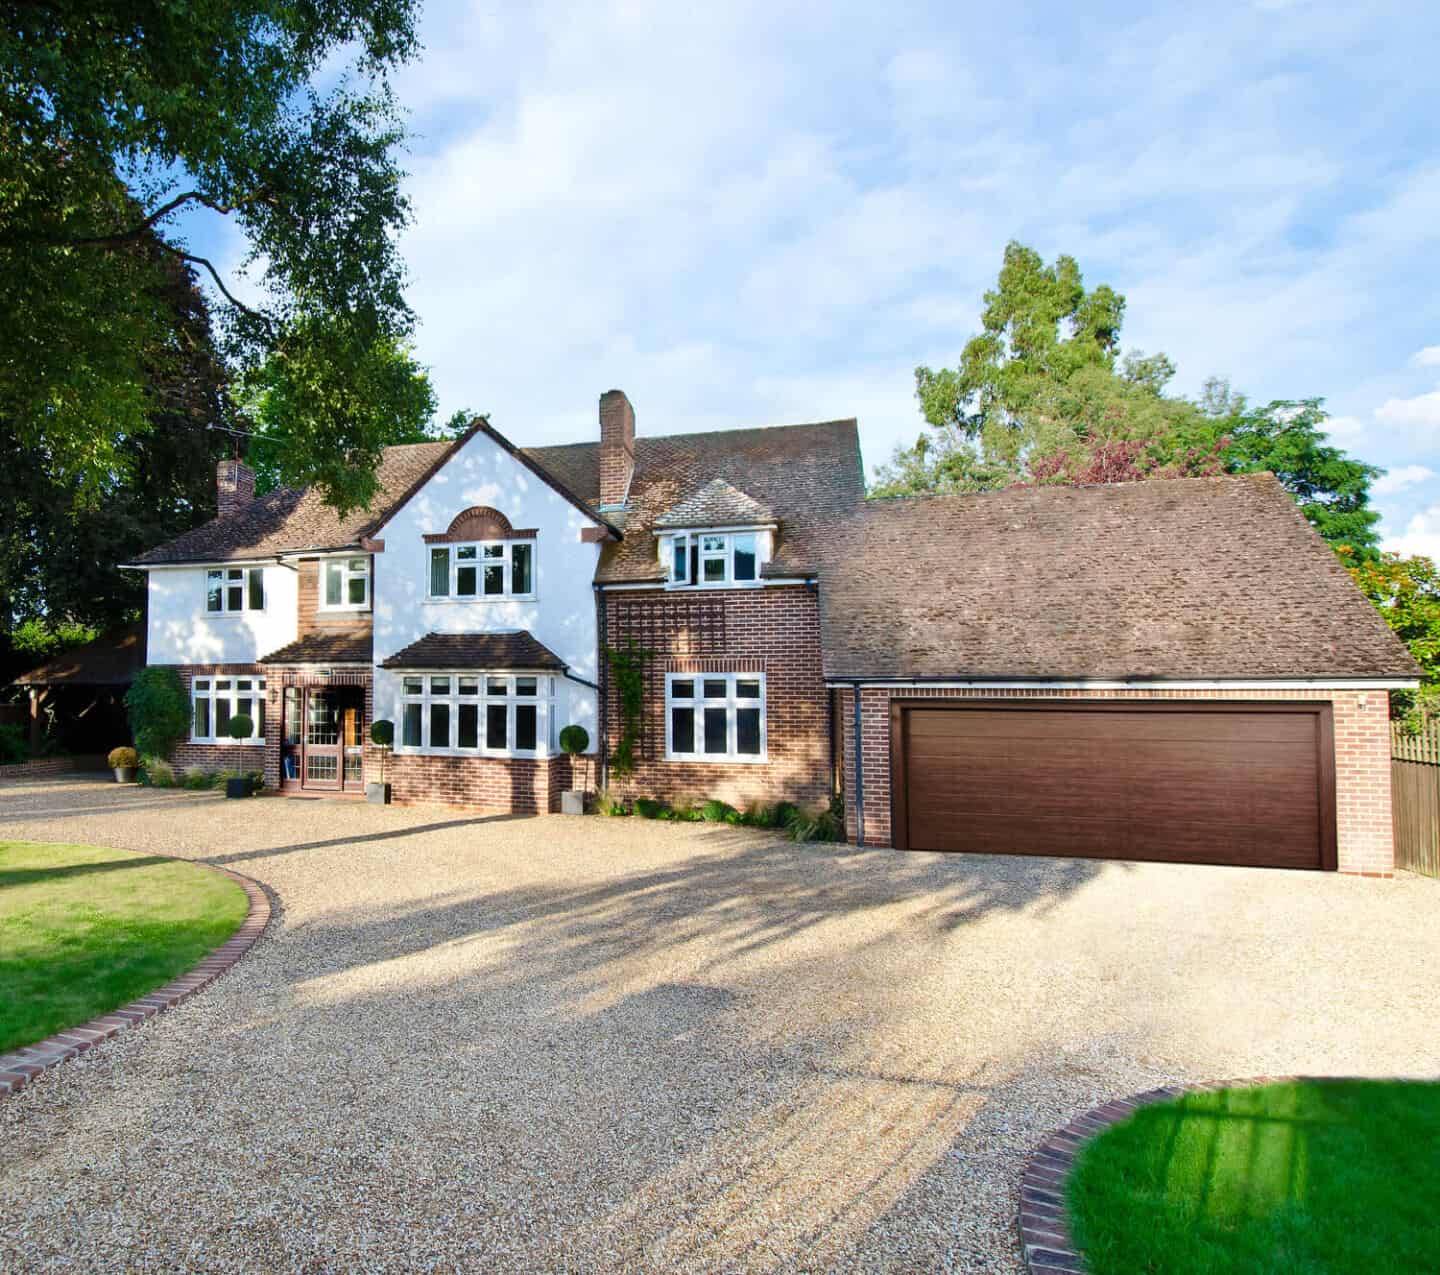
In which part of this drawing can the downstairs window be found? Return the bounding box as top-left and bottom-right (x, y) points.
(192, 677), (267, 742)
(399, 673), (553, 756)
(666, 673), (766, 761)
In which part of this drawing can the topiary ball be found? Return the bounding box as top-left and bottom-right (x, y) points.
(558, 724), (589, 756)
(226, 713), (254, 741)
(371, 719), (395, 748)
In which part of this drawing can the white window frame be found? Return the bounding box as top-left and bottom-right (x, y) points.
(205, 566), (265, 614)
(665, 672), (767, 762)
(427, 540), (537, 601)
(397, 672), (553, 757)
(191, 676), (267, 743)
(319, 555), (370, 611)
(660, 529), (767, 588)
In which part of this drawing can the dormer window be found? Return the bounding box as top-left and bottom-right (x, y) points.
(322, 557), (369, 610)
(664, 532), (759, 586)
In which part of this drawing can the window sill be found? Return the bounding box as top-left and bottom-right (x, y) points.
(663, 753), (769, 764)
(423, 595), (539, 605)
(662, 581), (763, 591)
(394, 747), (547, 760)
(189, 737), (265, 746)
(204, 611), (264, 619)
(317, 604), (371, 614)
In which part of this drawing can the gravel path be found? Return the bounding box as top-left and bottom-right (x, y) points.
(2, 777), (1437, 1273)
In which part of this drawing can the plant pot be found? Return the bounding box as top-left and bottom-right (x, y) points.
(113, 766), (136, 784)
(560, 789), (587, 816)
(224, 776), (252, 799)
(366, 782), (391, 805)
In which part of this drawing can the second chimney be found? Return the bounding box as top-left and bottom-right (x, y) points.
(217, 458), (256, 517)
(598, 389), (635, 510)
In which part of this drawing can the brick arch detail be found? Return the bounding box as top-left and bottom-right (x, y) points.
(423, 506), (536, 544)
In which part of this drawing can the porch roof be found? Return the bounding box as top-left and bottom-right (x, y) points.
(259, 631), (374, 666)
(379, 631), (566, 672)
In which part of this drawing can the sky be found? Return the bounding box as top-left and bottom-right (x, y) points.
(199, 0), (1440, 555)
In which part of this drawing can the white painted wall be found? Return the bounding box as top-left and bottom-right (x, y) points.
(146, 564), (299, 665)
(371, 429), (602, 751)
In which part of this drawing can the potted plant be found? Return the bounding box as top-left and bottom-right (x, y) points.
(224, 715), (255, 797)
(108, 746), (139, 784)
(558, 724), (589, 815)
(367, 719), (393, 804)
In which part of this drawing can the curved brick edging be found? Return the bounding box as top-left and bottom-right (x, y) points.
(1018, 1075), (1319, 1274)
(0, 861), (271, 1099)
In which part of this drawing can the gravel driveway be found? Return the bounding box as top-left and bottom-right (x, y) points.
(2, 777), (1437, 1273)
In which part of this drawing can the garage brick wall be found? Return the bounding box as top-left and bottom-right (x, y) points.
(838, 686), (1395, 876)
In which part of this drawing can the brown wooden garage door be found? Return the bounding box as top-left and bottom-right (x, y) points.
(891, 701), (1335, 870)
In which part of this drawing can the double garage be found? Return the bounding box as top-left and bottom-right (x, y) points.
(887, 700), (1337, 872)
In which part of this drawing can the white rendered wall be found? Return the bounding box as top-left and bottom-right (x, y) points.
(146, 564), (299, 665)
(371, 430), (602, 751)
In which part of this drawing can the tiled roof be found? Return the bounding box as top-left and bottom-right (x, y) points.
(527, 419), (865, 583)
(652, 478), (776, 529)
(259, 631), (374, 666)
(379, 631), (567, 671)
(12, 623), (146, 686)
(131, 442), (454, 564)
(817, 473), (1421, 681)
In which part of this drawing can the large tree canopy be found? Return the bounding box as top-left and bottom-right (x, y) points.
(0, 0), (423, 513)
(878, 240), (1383, 559)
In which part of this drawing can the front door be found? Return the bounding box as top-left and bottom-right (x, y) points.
(281, 688), (365, 792)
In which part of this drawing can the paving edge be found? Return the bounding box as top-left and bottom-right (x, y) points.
(0, 860), (271, 1099)
(1017, 1074), (1358, 1274)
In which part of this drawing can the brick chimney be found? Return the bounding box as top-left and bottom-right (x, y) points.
(598, 389), (635, 510)
(217, 458), (256, 517)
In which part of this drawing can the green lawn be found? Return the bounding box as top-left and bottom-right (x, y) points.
(0, 841), (248, 1054)
(1068, 1079), (1440, 1275)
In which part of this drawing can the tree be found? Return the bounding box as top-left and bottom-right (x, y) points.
(1201, 391), (1382, 558)
(239, 338), (440, 497)
(0, 0), (422, 512)
(0, 253), (231, 634)
(1341, 549), (1440, 723)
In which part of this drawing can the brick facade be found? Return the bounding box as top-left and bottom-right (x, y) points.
(837, 685), (1396, 875)
(169, 665), (268, 779)
(602, 585), (832, 812)
(295, 556), (373, 636)
(387, 752), (576, 813)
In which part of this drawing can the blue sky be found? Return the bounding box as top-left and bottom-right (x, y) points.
(196, 0), (1440, 555)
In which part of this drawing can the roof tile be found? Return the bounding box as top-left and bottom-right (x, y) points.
(379, 631), (566, 671)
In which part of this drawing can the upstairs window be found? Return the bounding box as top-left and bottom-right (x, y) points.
(321, 557), (369, 610)
(428, 541), (535, 600)
(206, 566), (264, 613)
(664, 532), (759, 586)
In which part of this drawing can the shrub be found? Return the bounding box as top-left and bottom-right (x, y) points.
(700, 798), (735, 823)
(771, 801), (800, 829)
(597, 790), (630, 816)
(107, 746), (140, 769)
(0, 722), (27, 765)
(140, 756), (176, 787)
(634, 797), (671, 820)
(669, 804), (704, 822)
(125, 666), (189, 759)
(182, 770), (213, 790)
(370, 719), (394, 748)
(788, 797), (846, 843)
(226, 713), (254, 741)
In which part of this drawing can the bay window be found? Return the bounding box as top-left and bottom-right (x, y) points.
(666, 673), (765, 761)
(192, 677), (266, 742)
(206, 566), (264, 613)
(322, 557), (369, 609)
(399, 673), (551, 756)
(428, 541), (535, 599)
(663, 532), (759, 586)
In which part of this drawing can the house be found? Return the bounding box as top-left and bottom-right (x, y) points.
(124, 389), (1421, 875)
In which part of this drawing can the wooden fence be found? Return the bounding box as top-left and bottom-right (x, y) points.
(1392, 724), (1440, 877)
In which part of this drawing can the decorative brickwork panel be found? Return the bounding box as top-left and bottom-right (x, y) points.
(840, 686), (1395, 876)
(604, 586), (830, 812)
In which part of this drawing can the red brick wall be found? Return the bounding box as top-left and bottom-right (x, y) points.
(388, 752), (575, 813)
(838, 685), (1395, 876)
(603, 585), (831, 812)
(296, 557), (373, 637)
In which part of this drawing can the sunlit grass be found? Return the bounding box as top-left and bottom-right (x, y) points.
(0, 841), (247, 1053)
(1068, 1079), (1440, 1274)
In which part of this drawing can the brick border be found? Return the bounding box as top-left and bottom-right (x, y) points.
(0, 861), (271, 1099)
(1018, 1075), (1355, 1273)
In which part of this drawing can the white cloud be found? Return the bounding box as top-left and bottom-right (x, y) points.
(1322, 413), (1368, 440)
(1411, 345), (1440, 367)
(1384, 504), (1440, 561)
(1374, 387), (1440, 433)
(1373, 464), (1436, 495)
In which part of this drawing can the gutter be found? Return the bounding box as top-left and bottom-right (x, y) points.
(823, 676), (1422, 691)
